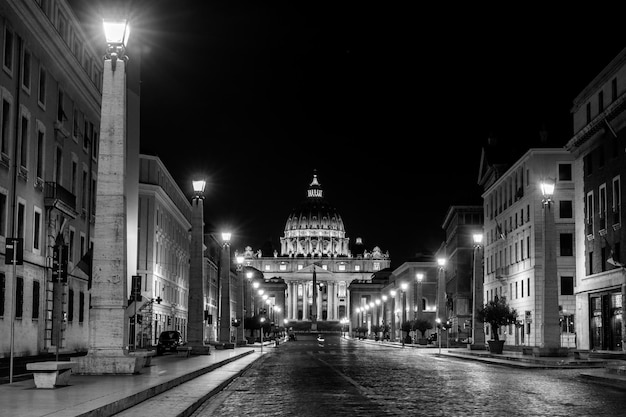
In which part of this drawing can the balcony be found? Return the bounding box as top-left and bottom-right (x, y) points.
(44, 182), (77, 218)
(495, 266), (509, 280)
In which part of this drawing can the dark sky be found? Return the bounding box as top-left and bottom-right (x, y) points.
(72, 2), (625, 268)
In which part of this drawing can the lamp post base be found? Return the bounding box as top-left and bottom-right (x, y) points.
(467, 343), (487, 350)
(187, 344), (211, 355)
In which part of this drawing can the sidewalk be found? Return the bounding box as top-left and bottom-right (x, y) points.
(0, 344), (270, 417)
(354, 337), (626, 389)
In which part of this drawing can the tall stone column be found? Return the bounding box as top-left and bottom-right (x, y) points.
(219, 240), (232, 344)
(302, 283), (308, 320)
(286, 282), (292, 320)
(292, 282), (298, 320)
(187, 186), (209, 354)
(327, 282), (334, 320)
(317, 283), (323, 320)
(73, 58), (141, 374)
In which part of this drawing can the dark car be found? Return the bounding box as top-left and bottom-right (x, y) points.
(156, 330), (184, 355)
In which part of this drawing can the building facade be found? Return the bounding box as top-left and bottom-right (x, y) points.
(565, 47), (626, 352)
(241, 173), (391, 330)
(479, 148), (576, 348)
(0, 0), (106, 357)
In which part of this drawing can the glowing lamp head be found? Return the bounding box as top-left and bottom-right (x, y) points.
(437, 257), (446, 267)
(401, 282), (408, 291)
(540, 179), (555, 199)
(103, 19), (130, 48)
(192, 180), (206, 198)
(416, 273), (424, 283)
(221, 232), (231, 243)
(382, 295), (388, 301)
(390, 290), (397, 297)
(473, 233), (483, 245)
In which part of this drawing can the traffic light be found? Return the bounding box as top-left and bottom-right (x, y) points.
(52, 244), (69, 283)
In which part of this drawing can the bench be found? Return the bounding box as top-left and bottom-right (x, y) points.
(26, 361), (77, 388)
(177, 346), (193, 357)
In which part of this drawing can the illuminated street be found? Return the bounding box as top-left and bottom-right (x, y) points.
(192, 335), (626, 417)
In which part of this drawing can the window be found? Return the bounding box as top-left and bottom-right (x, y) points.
(560, 233), (574, 256)
(588, 251), (594, 275)
(55, 146), (62, 183)
(264, 265), (270, 271)
(91, 177), (97, 213)
(354, 265), (361, 271)
(612, 78), (618, 101)
(68, 289), (74, 322)
(22, 49), (31, 92)
(71, 158), (77, 194)
(17, 201), (24, 239)
(598, 90), (604, 113)
(19, 113), (28, 170)
(16, 276), (23, 318)
(561, 276), (574, 295)
(3, 26), (13, 74)
(599, 184), (607, 229)
(79, 291), (85, 323)
(526, 236), (530, 259)
(586, 102), (591, 124)
(36, 124), (44, 179)
(69, 228), (75, 263)
(338, 264), (345, 271)
(586, 192), (594, 234)
(57, 89), (66, 122)
(73, 108), (80, 139)
(558, 163), (572, 181)
(32, 280), (40, 319)
(613, 176), (621, 225)
(33, 208), (41, 252)
(92, 130), (98, 159)
(559, 200), (573, 218)
(81, 169), (88, 210)
(0, 191), (6, 236)
(38, 66), (46, 107)
(0, 273), (4, 316)
(1, 96), (12, 155)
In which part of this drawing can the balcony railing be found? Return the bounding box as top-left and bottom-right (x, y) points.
(44, 181), (77, 217)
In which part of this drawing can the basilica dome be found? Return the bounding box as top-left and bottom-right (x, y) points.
(280, 174), (350, 257)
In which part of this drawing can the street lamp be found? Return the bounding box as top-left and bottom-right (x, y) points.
(219, 232), (232, 345)
(436, 257), (446, 324)
(471, 233), (485, 349)
(236, 255), (245, 347)
(539, 178), (563, 355)
(73, 18), (141, 375)
(381, 294), (388, 340)
(400, 282), (408, 346)
(260, 316), (266, 353)
(390, 289), (397, 341)
(415, 273), (424, 320)
(187, 179), (209, 355)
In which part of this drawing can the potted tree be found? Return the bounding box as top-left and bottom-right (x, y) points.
(476, 295), (517, 354)
(412, 318), (433, 345)
(401, 321), (413, 344)
(371, 324), (382, 341)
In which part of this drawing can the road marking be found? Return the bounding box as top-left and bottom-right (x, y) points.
(309, 352), (405, 415)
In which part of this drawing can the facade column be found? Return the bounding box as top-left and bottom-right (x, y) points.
(294, 281), (299, 320)
(302, 282), (309, 320)
(287, 282), (293, 321)
(327, 282), (334, 320)
(317, 283), (323, 320)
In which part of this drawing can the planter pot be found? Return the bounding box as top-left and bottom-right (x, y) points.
(418, 338), (428, 345)
(487, 340), (504, 354)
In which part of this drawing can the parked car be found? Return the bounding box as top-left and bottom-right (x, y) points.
(156, 330), (184, 355)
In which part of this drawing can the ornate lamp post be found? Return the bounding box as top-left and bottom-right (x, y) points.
(415, 273), (424, 320)
(470, 233), (485, 349)
(437, 257), (447, 323)
(187, 180), (210, 355)
(400, 282), (408, 346)
(219, 232), (233, 345)
(235, 255), (245, 346)
(390, 289), (397, 341)
(73, 18), (143, 375)
(381, 294), (388, 340)
(537, 179), (566, 356)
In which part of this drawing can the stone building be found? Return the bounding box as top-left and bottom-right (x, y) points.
(240, 173), (391, 330)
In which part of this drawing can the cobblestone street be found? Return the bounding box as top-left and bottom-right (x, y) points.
(192, 335), (626, 417)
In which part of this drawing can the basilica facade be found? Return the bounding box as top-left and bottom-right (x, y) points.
(239, 174), (391, 323)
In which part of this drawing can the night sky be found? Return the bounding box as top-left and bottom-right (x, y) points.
(71, 2), (625, 268)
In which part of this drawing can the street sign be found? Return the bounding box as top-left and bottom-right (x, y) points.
(4, 238), (23, 265)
